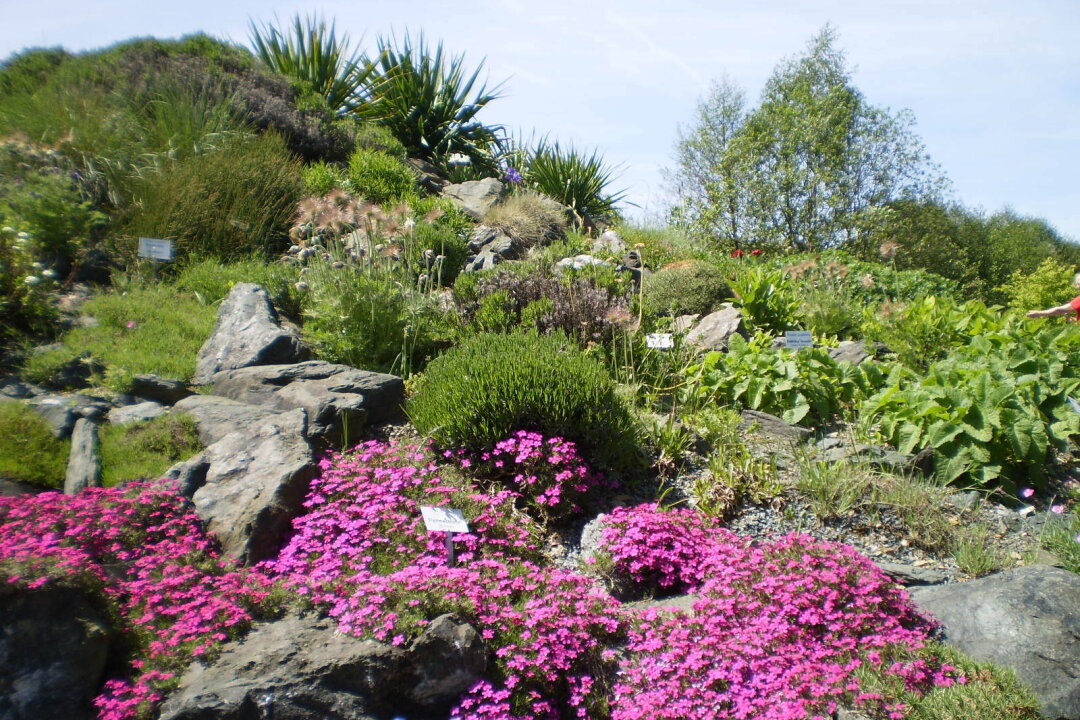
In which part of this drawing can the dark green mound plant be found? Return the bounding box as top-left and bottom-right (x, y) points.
(99, 414), (202, 487)
(346, 148), (416, 204)
(642, 260), (731, 319)
(408, 330), (638, 472)
(122, 132), (303, 260)
(0, 401), (69, 488)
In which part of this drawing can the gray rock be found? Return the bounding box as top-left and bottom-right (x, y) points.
(209, 361), (405, 448)
(171, 409), (318, 564)
(27, 347), (103, 389)
(0, 375), (39, 399)
(172, 394), (288, 445)
(673, 314), (700, 334)
(441, 177), (506, 220)
(159, 613), (486, 720)
(107, 401), (166, 425)
(64, 418), (100, 494)
(194, 283), (310, 385)
(0, 478), (38, 497)
(685, 306), (746, 351)
(0, 582), (111, 720)
(555, 254), (611, 272)
(467, 224), (505, 253)
(739, 410), (812, 442)
(875, 561), (948, 586)
(592, 229), (627, 255)
(27, 394), (79, 438)
(129, 374), (193, 405)
(910, 565), (1080, 719)
(464, 247), (505, 273)
(828, 340), (872, 365)
(406, 157), (448, 194)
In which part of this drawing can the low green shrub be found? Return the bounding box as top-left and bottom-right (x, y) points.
(122, 133), (303, 261)
(99, 414), (203, 487)
(353, 122), (407, 158)
(0, 226), (61, 347)
(642, 260), (731, 318)
(0, 401), (69, 488)
(408, 330), (638, 472)
(997, 257), (1076, 314)
(1, 168), (108, 268)
(301, 160), (348, 196)
(171, 256), (300, 309)
(860, 321), (1080, 489)
(346, 147), (416, 204)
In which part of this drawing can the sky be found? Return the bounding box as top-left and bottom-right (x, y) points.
(2, 0), (1078, 241)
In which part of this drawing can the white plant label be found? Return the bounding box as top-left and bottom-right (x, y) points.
(138, 237), (174, 261)
(785, 330), (814, 349)
(646, 333), (674, 349)
(420, 506), (470, 533)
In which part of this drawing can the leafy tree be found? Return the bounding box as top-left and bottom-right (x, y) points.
(668, 26), (945, 252)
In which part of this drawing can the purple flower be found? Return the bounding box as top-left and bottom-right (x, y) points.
(1020, 487), (1035, 498)
(1051, 504), (1065, 514)
(504, 167), (523, 184)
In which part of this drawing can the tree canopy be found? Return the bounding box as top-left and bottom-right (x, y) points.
(667, 26), (946, 253)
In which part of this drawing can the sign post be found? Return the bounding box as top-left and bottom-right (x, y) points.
(137, 237), (174, 262)
(784, 330), (813, 350)
(420, 506), (470, 567)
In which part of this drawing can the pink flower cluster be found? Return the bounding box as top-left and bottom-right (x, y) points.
(598, 505), (961, 719)
(263, 439), (621, 718)
(0, 484), (273, 720)
(456, 430), (616, 524)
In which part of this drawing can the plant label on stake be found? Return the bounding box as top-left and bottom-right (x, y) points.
(137, 237), (174, 262)
(420, 506), (470, 567)
(785, 330), (813, 350)
(646, 333), (674, 349)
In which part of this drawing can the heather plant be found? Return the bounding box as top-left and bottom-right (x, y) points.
(346, 147), (417, 204)
(0, 401), (69, 488)
(0, 484), (279, 720)
(408, 330), (639, 473)
(121, 132), (304, 261)
(641, 260), (731, 319)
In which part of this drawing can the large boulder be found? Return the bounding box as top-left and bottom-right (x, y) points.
(194, 283), (310, 385)
(441, 177), (506, 220)
(684, 306), (746, 351)
(167, 409), (318, 564)
(172, 395), (291, 446)
(0, 582), (111, 720)
(159, 613), (487, 720)
(129, 374), (193, 405)
(910, 565), (1080, 719)
(208, 361), (405, 447)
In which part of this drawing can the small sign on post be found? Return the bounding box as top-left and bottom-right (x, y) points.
(784, 330), (813, 350)
(646, 333), (674, 349)
(138, 237), (174, 262)
(420, 506), (470, 567)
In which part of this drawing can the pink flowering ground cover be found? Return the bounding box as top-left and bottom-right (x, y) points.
(0, 484), (276, 720)
(0, 434), (968, 720)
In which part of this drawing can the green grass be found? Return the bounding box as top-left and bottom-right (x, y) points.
(0, 401), (69, 488)
(99, 413), (202, 487)
(22, 284), (216, 392)
(1039, 511), (1080, 574)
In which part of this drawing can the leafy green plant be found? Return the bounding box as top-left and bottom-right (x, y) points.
(950, 524), (1005, 577)
(301, 160), (348, 196)
(357, 32), (505, 174)
(796, 457), (871, 520)
(407, 330), (638, 473)
(1039, 511), (1080, 574)
(249, 14), (378, 115)
(729, 266), (802, 333)
(860, 322), (1080, 489)
(0, 226), (61, 347)
(641, 260), (731, 319)
(1, 170), (108, 267)
(99, 414), (203, 487)
(861, 295), (1007, 372)
(122, 133), (304, 260)
(0, 401), (69, 488)
(346, 148), (416, 204)
(997, 257), (1076, 314)
(686, 332), (889, 427)
(522, 138), (626, 225)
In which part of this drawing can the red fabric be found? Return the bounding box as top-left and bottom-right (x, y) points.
(1069, 295), (1080, 321)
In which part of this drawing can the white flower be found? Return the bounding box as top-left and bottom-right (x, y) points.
(16, 231), (30, 240)
(24, 275), (41, 285)
(42, 269), (57, 278)
(1, 226), (14, 234)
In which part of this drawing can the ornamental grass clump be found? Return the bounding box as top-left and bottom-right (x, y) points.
(407, 330), (639, 473)
(0, 484), (277, 720)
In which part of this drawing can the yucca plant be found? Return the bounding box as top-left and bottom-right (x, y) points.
(523, 137), (626, 225)
(357, 32), (505, 175)
(249, 14), (378, 115)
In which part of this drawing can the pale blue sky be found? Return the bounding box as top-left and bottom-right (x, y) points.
(3, 0), (1078, 240)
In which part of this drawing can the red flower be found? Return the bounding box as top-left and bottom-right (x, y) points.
(750, 249), (762, 256)
(731, 249), (746, 259)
